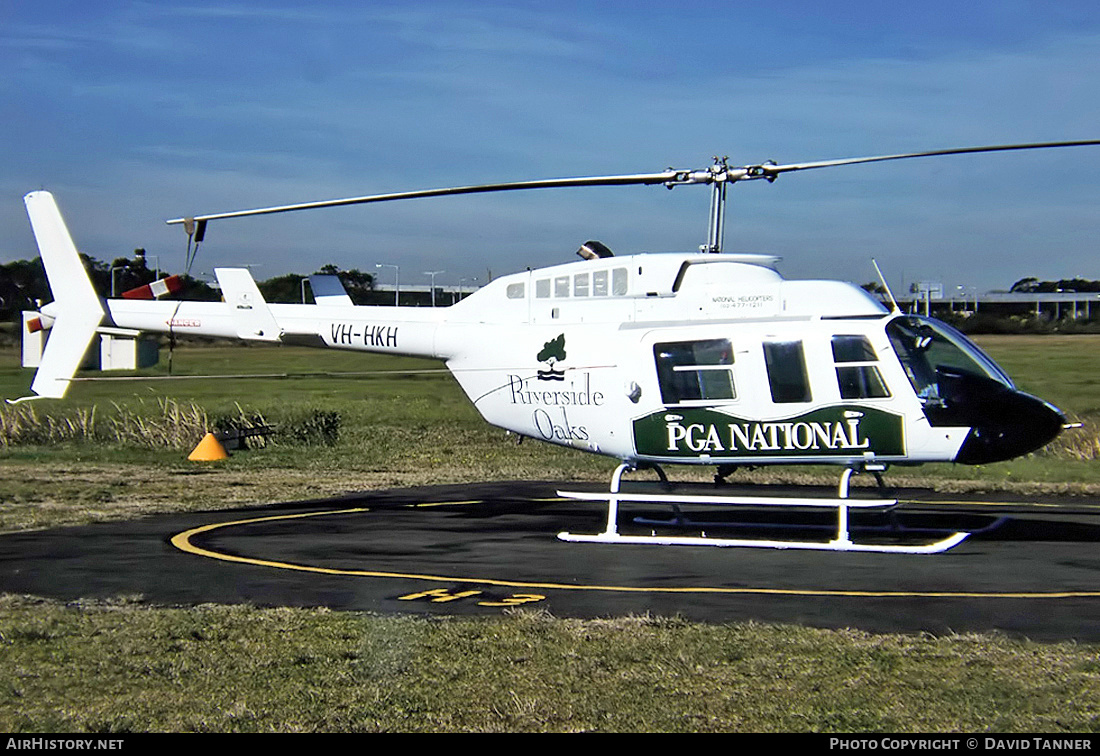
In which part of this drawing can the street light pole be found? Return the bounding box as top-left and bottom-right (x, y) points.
(424, 270), (444, 307)
(376, 263), (399, 306)
(110, 265), (129, 298)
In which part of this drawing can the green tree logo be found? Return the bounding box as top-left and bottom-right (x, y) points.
(537, 334), (567, 381)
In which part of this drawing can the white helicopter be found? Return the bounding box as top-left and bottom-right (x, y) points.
(17, 141), (1099, 554)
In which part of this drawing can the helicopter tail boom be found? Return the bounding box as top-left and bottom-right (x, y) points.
(16, 193), (454, 401)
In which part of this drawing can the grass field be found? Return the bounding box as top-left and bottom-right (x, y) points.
(1, 334), (1099, 732)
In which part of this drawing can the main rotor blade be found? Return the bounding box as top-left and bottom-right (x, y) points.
(750, 139), (1100, 180)
(166, 139), (1100, 228)
(166, 170), (688, 225)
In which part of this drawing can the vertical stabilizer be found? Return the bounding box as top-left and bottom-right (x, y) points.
(14, 192), (105, 401)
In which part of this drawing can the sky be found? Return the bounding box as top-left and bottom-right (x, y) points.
(2, 1), (1100, 295)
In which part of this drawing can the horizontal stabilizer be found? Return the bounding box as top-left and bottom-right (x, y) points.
(214, 268), (281, 341)
(309, 274), (353, 307)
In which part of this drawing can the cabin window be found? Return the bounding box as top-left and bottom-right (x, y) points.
(654, 339), (736, 405)
(612, 268), (628, 296)
(763, 341), (812, 403)
(554, 276), (570, 298)
(535, 279), (551, 299)
(831, 335), (878, 362)
(836, 366), (890, 399)
(506, 282), (525, 299)
(573, 272), (590, 297)
(593, 270), (609, 297)
(831, 335), (890, 399)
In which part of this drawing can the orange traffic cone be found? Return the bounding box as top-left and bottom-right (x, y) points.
(188, 432), (229, 461)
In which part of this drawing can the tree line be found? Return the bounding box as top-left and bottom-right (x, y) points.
(1008, 277), (1100, 293)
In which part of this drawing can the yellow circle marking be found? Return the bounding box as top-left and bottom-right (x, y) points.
(169, 499), (1100, 600)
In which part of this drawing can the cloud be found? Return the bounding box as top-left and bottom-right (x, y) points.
(2, 3), (1099, 291)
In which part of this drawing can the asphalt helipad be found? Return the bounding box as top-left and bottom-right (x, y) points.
(2, 480), (1100, 641)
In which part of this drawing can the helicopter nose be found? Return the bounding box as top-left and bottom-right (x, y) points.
(953, 388), (1065, 465)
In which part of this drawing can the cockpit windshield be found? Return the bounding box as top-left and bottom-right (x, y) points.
(886, 315), (1014, 403)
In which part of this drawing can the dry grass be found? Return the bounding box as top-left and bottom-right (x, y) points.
(0, 399), (211, 449)
(1049, 415), (1100, 461)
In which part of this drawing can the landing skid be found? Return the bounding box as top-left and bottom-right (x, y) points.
(557, 463), (971, 554)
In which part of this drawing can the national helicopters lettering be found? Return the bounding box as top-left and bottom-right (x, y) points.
(17, 140), (1099, 552)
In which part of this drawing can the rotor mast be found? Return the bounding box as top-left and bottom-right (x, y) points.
(704, 158), (730, 253)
